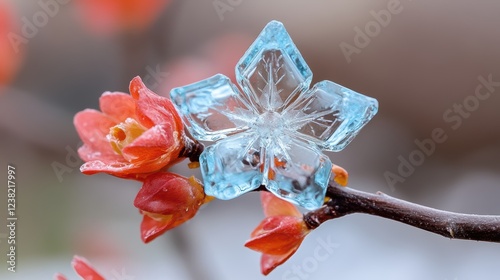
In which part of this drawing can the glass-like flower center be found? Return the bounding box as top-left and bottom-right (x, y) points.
(107, 118), (146, 155)
(254, 111), (286, 140)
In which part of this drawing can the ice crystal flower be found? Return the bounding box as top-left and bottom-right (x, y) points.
(54, 256), (105, 280)
(134, 172), (208, 243)
(245, 192), (309, 275)
(74, 76), (185, 178)
(171, 21), (378, 209)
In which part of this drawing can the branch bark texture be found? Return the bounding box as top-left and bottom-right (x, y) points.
(303, 185), (500, 243)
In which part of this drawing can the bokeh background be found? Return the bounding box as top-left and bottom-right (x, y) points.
(1, 0), (499, 279)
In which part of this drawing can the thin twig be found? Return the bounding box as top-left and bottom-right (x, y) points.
(178, 136), (204, 162)
(303, 184), (500, 243)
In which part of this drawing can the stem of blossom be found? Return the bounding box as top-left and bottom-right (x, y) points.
(178, 136), (204, 162)
(303, 184), (500, 243)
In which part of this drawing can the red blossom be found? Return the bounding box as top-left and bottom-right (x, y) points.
(75, 0), (171, 35)
(55, 256), (105, 280)
(0, 2), (23, 86)
(134, 173), (208, 243)
(159, 34), (253, 96)
(245, 192), (310, 275)
(74, 77), (185, 178)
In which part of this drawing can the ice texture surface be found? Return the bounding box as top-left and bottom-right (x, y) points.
(171, 21), (378, 209)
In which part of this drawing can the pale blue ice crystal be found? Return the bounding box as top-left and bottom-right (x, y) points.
(170, 20), (378, 209)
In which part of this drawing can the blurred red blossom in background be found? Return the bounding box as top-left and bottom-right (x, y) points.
(74, 76), (185, 178)
(75, 0), (172, 35)
(159, 34), (253, 96)
(0, 2), (23, 86)
(245, 192), (310, 275)
(55, 256), (105, 280)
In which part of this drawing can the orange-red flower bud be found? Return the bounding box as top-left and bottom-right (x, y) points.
(245, 192), (310, 275)
(245, 215), (308, 255)
(134, 173), (206, 243)
(332, 164), (349, 186)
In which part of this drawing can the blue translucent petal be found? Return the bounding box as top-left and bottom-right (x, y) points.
(170, 74), (256, 141)
(264, 137), (332, 210)
(286, 80), (378, 151)
(236, 20), (312, 113)
(200, 133), (263, 199)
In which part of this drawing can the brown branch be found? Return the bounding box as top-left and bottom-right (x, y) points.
(303, 184), (500, 243)
(178, 136), (204, 162)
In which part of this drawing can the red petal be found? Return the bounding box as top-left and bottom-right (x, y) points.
(140, 213), (174, 243)
(77, 144), (121, 164)
(79, 159), (153, 177)
(99, 92), (136, 123)
(134, 173), (203, 215)
(121, 123), (181, 164)
(129, 76), (183, 131)
(261, 192), (301, 218)
(80, 156), (185, 177)
(80, 160), (129, 176)
(245, 216), (307, 255)
(260, 247), (298, 275)
(74, 109), (117, 159)
(71, 256), (105, 280)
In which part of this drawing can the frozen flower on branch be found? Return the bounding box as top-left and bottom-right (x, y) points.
(134, 173), (209, 243)
(245, 192), (309, 275)
(171, 20), (378, 209)
(74, 77), (188, 179)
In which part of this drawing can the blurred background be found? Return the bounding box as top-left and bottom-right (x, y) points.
(0, 0), (499, 279)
